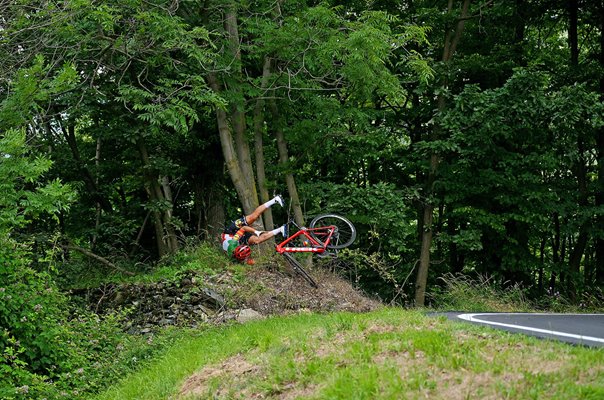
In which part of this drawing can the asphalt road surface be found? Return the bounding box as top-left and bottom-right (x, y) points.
(439, 312), (604, 347)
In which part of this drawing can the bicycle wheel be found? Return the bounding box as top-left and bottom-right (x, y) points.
(309, 214), (357, 250)
(282, 253), (318, 288)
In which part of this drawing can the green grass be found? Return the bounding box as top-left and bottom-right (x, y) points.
(430, 273), (533, 312)
(430, 273), (604, 314)
(94, 308), (604, 400)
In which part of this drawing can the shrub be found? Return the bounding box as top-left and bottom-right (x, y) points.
(0, 238), (140, 399)
(0, 129), (85, 398)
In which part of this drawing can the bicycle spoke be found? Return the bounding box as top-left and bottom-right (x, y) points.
(309, 214), (357, 249)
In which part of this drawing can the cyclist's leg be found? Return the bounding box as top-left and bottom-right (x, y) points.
(244, 204), (268, 225)
(244, 195), (284, 225)
(248, 225), (287, 245)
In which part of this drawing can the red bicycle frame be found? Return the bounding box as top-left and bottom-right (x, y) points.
(275, 225), (336, 255)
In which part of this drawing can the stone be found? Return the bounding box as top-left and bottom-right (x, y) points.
(236, 308), (264, 323)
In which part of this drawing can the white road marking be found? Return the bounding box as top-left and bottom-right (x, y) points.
(457, 313), (604, 344)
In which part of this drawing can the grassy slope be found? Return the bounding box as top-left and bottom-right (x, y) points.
(95, 307), (604, 400)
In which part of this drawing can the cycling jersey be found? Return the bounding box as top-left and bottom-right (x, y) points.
(223, 215), (247, 235)
(221, 216), (252, 252)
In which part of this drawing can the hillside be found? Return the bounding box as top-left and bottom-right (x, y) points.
(88, 254), (604, 400)
(95, 307), (604, 400)
(74, 253), (381, 334)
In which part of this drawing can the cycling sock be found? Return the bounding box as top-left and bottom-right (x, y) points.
(262, 199), (276, 208)
(270, 225), (286, 236)
(263, 195), (284, 208)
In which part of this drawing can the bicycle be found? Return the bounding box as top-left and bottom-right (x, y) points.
(275, 214), (357, 288)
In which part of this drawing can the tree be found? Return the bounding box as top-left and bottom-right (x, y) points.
(1, 0), (221, 258)
(415, 0), (471, 306)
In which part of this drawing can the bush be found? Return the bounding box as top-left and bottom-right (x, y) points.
(0, 239), (90, 399)
(0, 128), (123, 398)
(0, 240), (138, 399)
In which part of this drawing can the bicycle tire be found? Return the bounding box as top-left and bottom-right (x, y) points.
(309, 214), (357, 249)
(282, 253), (318, 288)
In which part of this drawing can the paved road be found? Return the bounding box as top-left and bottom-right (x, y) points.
(438, 312), (604, 347)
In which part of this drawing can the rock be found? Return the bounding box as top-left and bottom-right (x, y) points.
(236, 308), (264, 323)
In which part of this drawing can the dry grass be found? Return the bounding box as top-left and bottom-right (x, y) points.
(232, 259), (382, 315)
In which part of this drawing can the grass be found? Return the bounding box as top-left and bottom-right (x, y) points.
(431, 273), (604, 314)
(59, 244), (602, 399)
(94, 307), (604, 400)
(430, 273), (533, 312)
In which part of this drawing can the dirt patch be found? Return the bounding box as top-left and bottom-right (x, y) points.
(460, 334), (572, 376)
(433, 370), (524, 400)
(177, 353), (321, 400)
(236, 260), (382, 315)
(364, 322), (403, 335)
(178, 354), (260, 399)
(275, 382), (320, 400)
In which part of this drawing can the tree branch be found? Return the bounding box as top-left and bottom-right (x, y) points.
(61, 243), (135, 276)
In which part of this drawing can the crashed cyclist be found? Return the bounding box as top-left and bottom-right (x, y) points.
(221, 195), (287, 264)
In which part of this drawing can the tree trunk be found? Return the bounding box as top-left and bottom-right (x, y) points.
(204, 3), (260, 216)
(416, 202), (435, 305)
(269, 100), (304, 227)
(224, 6), (257, 202)
(207, 73), (258, 215)
(447, 216), (464, 273)
(569, 0), (579, 67)
(512, 0), (527, 66)
(568, 227), (588, 298)
(92, 136), (102, 251)
(550, 213), (561, 293)
(192, 164), (225, 242)
(415, 0), (471, 307)
(138, 137), (176, 257)
(538, 237), (546, 294)
(254, 57), (275, 231)
(206, 183), (226, 241)
(568, 137), (589, 299)
(130, 211), (150, 257)
(161, 175), (179, 251)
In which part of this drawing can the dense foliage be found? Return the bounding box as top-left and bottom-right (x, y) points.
(0, 130), (126, 399)
(2, 0), (604, 396)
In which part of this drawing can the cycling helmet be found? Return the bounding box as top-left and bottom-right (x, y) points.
(233, 245), (251, 261)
